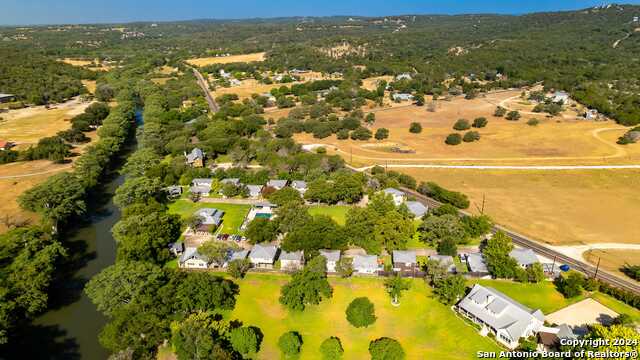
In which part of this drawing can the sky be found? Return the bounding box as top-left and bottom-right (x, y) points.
(1, 0), (639, 25)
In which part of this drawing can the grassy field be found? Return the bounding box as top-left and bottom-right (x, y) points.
(400, 168), (640, 246)
(307, 205), (351, 225)
(584, 249), (640, 279)
(186, 52), (266, 66)
(167, 199), (251, 234)
(227, 273), (500, 359)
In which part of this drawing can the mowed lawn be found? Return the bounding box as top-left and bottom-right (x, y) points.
(227, 274), (500, 359)
(308, 205), (351, 225)
(167, 199), (251, 234)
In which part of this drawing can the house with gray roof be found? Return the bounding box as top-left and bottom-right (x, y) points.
(382, 188), (406, 206)
(279, 250), (304, 271)
(392, 250), (417, 272)
(509, 248), (539, 268)
(165, 186), (183, 198)
(352, 255), (380, 275)
(179, 247), (209, 269)
(221, 178), (241, 186)
(190, 178), (213, 196)
(0, 94), (16, 103)
(291, 180), (308, 194)
(319, 250), (341, 272)
(249, 244), (279, 269)
(457, 284), (545, 349)
(246, 185), (264, 198)
(267, 179), (288, 190)
(186, 148), (204, 167)
(405, 201), (428, 218)
(224, 249), (249, 267)
(392, 93), (414, 102)
(465, 253), (490, 278)
(192, 208), (224, 234)
(429, 254), (457, 273)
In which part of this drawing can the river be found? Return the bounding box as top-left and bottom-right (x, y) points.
(5, 113), (141, 360)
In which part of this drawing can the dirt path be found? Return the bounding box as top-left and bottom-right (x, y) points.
(613, 32), (631, 48)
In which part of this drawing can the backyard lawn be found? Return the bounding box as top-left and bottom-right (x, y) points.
(226, 273), (500, 359)
(167, 199), (251, 234)
(307, 205), (351, 225)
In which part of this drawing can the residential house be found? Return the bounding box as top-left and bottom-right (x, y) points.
(190, 178), (213, 196)
(280, 250), (304, 271)
(537, 324), (577, 352)
(585, 109), (600, 120)
(165, 186), (183, 198)
(221, 178), (241, 186)
(551, 91), (569, 104)
(319, 250), (341, 272)
(395, 73), (412, 81)
(352, 255), (380, 275)
(193, 208), (225, 234)
(392, 250), (417, 272)
(179, 247), (209, 269)
(509, 248), (539, 268)
(267, 179), (288, 191)
(246, 185), (264, 198)
(249, 244), (279, 269)
(0, 94), (16, 103)
(457, 284), (545, 349)
(465, 253), (490, 278)
(291, 180), (308, 195)
(219, 69), (231, 79)
(428, 254), (457, 273)
(405, 201), (428, 218)
(392, 93), (414, 102)
(383, 188), (407, 206)
(224, 249), (250, 267)
(185, 148), (205, 168)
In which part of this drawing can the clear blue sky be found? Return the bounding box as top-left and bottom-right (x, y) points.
(1, 0), (639, 25)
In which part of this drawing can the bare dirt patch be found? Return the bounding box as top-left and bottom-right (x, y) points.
(546, 298), (618, 327)
(186, 52), (266, 67)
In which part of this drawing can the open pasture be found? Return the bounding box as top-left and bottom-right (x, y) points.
(186, 52), (266, 66)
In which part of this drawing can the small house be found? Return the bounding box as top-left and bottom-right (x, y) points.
(352, 255), (380, 275)
(280, 250), (304, 271)
(405, 201), (428, 218)
(246, 185), (264, 198)
(190, 178), (213, 196)
(186, 148), (205, 168)
(551, 91), (569, 104)
(267, 179), (288, 190)
(224, 249), (250, 267)
(291, 180), (308, 195)
(249, 244), (279, 269)
(395, 73), (412, 81)
(392, 93), (414, 102)
(465, 253), (490, 277)
(383, 188), (406, 206)
(221, 178), (241, 186)
(193, 208), (224, 234)
(456, 284), (545, 349)
(165, 186), (183, 198)
(392, 250), (417, 272)
(319, 250), (341, 272)
(429, 254), (457, 273)
(537, 324), (577, 352)
(509, 248), (539, 268)
(179, 247), (209, 269)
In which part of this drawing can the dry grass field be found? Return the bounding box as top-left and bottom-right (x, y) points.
(293, 90), (634, 165)
(584, 249), (640, 277)
(0, 98), (92, 148)
(400, 168), (640, 246)
(59, 58), (114, 71)
(60, 58), (93, 67)
(212, 79), (291, 99)
(362, 75), (393, 90)
(82, 80), (97, 94)
(186, 52), (266, 66)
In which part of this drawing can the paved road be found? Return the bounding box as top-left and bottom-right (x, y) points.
(192, 68), (219, 113)
(353, 164), (640, 171)
(399, 186), (640, 295)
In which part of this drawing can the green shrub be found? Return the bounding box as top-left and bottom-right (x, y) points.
(445, 133), (462, 145)
(472, 117), (488, 128)
(462, 131), (480, 142)
(506, 111), (521, 121)
(453, 119), (470, 130)
(527, 118), (540, 126)
(345, 297), (376, 328)
(409, 122), (422, 133)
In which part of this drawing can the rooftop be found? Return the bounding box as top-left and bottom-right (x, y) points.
(509, 248), (539, 266)
(393, 250), (417, 264)
(319, 249), (341, 262)
(405, 201), (427, 217)
(249, 244), (278, 260)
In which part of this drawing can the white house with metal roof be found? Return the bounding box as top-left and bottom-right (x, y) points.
(509, 248), (539, 268)
(428, 254), (456, 273)
(392, 250), (417, 272)
(246, 185), (264, 198)
(457, 284), (545, 349)
(185, 148), (205, 167)
(280, 250), (304, 271)
(190, 178), (213, 196)
(382, 188), (406, 206)
(291, 180), (308, 195)
(249, 244), (279, 269)
(267, 179), (288, 190)
(179, 247), (209, 269)
(465, 253), (490, 278)
(319, 250), (341, 272)
(352, 255), (380, 275)
(405, 201), (428, 218)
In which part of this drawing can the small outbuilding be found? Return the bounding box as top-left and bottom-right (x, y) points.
(279, 250), (304, 271)
(319, 249), (341, 272)
(509, 248), (539, 268)
(405, 201), (428, 218)
(382, 188), (406, 206)
(249, 244), (279, 269)
(392, 250), (417, 272)
(352, 255), (380, 275)
(185, 148), (205, 168)
(267, 179), (288, 190)
(429, 254), (456, 273)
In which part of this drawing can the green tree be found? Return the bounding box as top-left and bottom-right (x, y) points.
(384, 275), (411, 305)
(282, 215), (346, 254)
(472, 117), (488, 128)
(506, 110), (521, 121)
(453, 119), (470, 130)
(335, 257), (354, 278)
(462, 131), (480, 142)
(113, 177), (162, 208)
(227, 258), (251, 279)
(373, 211), (414, 253)
(175, 273), (239, 313)
(320, 337), (344, 360)
(445, 133), (462, 145)
(418, 214), (467, 247)
(279, 256), (333, 311)
(268, 187), (304, 206)
(461, 215), (493, 238)
(483, 231), (519, 279)
(526, 262), (545, 283)
(368, 337), (405, 360)
(345, 297), (376, 328)
(350, 126), (372, 140)
(409, 122), (423, 133)
(555, 271), (584, 298)
(494, 106), (507, 117)
(245, 218), (279, 244)
(198, 241), (238, 267)
(365, 113), (376, 125)
(170, 311), (232, 360)
(278, 331), (302, 358)
(375, 128), (389, 140)
(230, 326), (261, 357)
(432, 274), (466, 305)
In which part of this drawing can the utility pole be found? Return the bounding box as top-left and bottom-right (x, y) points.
(551, 256), (556, 274)
(594, 257), (601, 279)
(481, 194), (486, 215)
(350, 147), (353, 165)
